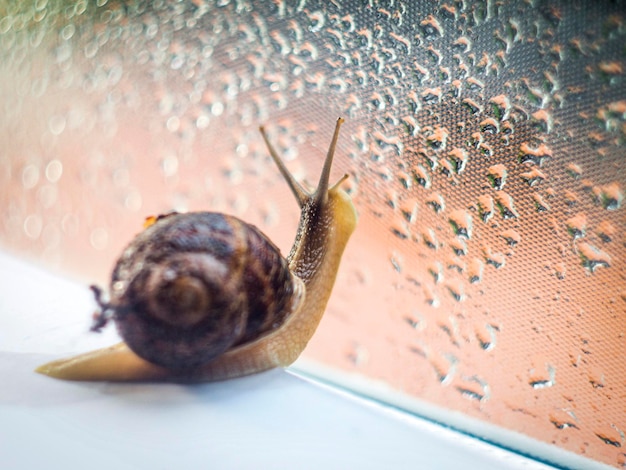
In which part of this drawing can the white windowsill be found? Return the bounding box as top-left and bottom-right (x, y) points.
(0, 252), (565, 469)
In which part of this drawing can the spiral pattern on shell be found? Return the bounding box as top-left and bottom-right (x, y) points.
(108, 212), (301, 369)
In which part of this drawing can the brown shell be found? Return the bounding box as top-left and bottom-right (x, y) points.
(107, 212), (300, 369)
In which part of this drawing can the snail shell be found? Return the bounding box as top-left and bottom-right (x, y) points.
(109, 212), (304, 369)
(37, 117), (356, 382)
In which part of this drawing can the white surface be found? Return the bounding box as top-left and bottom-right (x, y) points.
(0, 252), (556, 470)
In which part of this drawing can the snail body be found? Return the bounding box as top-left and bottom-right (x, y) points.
(37, 117), (356, 382)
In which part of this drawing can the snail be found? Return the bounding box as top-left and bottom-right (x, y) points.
(36, 117), (356, 382)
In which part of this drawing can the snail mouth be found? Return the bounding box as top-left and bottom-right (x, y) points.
(154, 275), (210, 327)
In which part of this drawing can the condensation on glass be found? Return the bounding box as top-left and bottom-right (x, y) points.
(0, 1), (624, 467)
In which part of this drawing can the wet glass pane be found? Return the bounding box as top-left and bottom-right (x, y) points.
(1, 1), (624, 467)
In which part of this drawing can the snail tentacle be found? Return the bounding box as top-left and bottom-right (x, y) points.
(259, 125), (309, 207)
(313, 117), (344, 205)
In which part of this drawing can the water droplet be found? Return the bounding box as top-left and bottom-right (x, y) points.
(413, 61), (431, 83)
(84, 41), (98, 59)
(500, 229), (521, 247)
(566, 163), (582, 179)
(468, 258), (484, 283)
(478, 194), (494, 222)
(438, 66), (451, 82)
(24, 214), (43, 239)
(402, 115), (419, 137)
(598, 61), (623, 76)
(61, 23), (76, 41)
(306, 10), (325, 33)
(412, 164), (431, 188)
(439, 159), (454, 177)
(522, 79), (549, 107)
(420, 15), (443, 38)
(369, 91), (386, 111)
(495, 191), (518, 219)
(166, 116), (180, 132)
(346, 342), (369, 367)
(390, 252), (403, 273)
(528, 360), (556, 389)
(478, 142), (493, 157)
(446, 280), (465, 301)
(489, 95), (511, 120)
(501, 121), (514, 136)
(556, 187), (575, 206)
(450, 80), (462, 98)
(125, 190), (142, 212)
(566, 214), (587, 239)
(578, 243), (611, 272)
(482, 245), (505, 269)
(462, 97), (483, 114)
(520, 168), (546, 186)
(390, 222), (410, 241)
(476, 52), (495, 75)
(45, 160), (63, 183)
(588, 366), (606, 389)
(475, 323), (498, 350)
(426, 193), (445, 213)
(211, 101), (224, 116)
(467, 77), (485, 93)
(422, 229), (438, 250)
(389, 32), (411, 55)
(423, 286), (439, 307)
(22, 164), (40, 189)
(595, 425), (625, 448)
(531, 109), (553, 133)
(48, 114), (66, 136)
(455, 376), (490, 402)
(596, 220), (615, 242)
(448, 148), (468, 174)
(429, 352), (457, 384)
(487, 164), (507, 190)
(553, 263), (566, 280)
(397, 170), (412, 190)
(595, 182), (623, 210)
(597, 100), (626, 132)
(446, 256), (464, 274)
(550, 410), (579, 430)
(406, 90), (421, 113)
(428, 262), (443, 284)
(450, 238), (467, 256)
(449, 209), (472, 238)
(533, 193), (550, 212)
(519, 143), (552, 166)
(385, 190), (398, 210)
(161, 155), (179, 177)
(90, 227), (109, 251)
(399, 200), (418, 223)
(373, 130), (403, 157)
(422, 87), (442, 105)
(480, 117), (499, 134)
(425, 45), (442, 65)
(452, 36), (471, 53)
